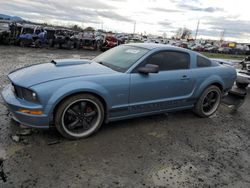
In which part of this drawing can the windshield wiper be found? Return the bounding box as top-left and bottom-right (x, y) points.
(97, 61), (111, 68)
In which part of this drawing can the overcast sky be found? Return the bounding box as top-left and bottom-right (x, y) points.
(1, 0), (250, 42)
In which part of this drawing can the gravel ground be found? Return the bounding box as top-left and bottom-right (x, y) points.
(0, 46), (250, 188)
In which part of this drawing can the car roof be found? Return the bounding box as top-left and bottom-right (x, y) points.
(125, 43), (168, 49)
(125, 42), (199, 54)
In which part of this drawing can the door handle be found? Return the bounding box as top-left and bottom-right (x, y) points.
(181, 75), (190, 80)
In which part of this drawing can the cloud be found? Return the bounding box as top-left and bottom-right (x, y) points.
(177, 4), (223, 12)
(158, 20), (172, 26)
(0, 0), (249, 42)
(0, 0), (133, 25)
(204, 17), (250, 38)
(96, 11), (133, 22)
(149, 7), (182, 13)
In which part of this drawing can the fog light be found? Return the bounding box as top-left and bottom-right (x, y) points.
(18, 109), (43, 115)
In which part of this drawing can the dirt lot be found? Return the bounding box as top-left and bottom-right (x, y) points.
(0, 46), (250, 188)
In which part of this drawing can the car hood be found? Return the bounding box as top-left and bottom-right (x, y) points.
(8, 59), (116, 87)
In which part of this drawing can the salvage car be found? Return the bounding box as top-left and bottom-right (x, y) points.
(51, 29), (74, 49)
(74, 31), (97, 50)
(236, 56), (250, 88)
(97, 34), (119, 51)
(212, 58), (250, 89)
(0, 20), (11, 44)
(18, 24), (46, 47)
(1, 43), (236, 139)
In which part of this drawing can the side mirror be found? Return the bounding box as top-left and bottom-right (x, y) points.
(138, 64), (159, 74)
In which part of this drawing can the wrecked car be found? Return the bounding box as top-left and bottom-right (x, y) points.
(74, 31), (97, 50)
(0, 20), (11, 44)
(1, 43), (236, 139)
(0, 21), (22, 45)
(236, 56), (250, 88)
(39, 27), (56, 47)
(50, 29), (74, 49)
(212, 58), (250, 89)
(97, 33), (119, 51)
(18, 24), (47, 47)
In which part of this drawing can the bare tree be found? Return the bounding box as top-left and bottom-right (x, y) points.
(175, 27), (192, 39)
(84, 26), (95, 32)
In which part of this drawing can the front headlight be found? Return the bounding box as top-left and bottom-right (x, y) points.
(22, 88), (39, 103)
(12, 84), (40, 103)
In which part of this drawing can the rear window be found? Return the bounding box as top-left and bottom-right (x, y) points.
(197, 56), (211, 67)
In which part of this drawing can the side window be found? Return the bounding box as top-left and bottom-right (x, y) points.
(197, 56), (211, 67)
(144, 51), (190, 71)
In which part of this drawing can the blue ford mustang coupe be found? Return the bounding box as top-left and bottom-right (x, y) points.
(1, 43), (236, 139)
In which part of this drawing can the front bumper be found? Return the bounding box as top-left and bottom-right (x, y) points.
(237, 69), (250, 84)
(1, 84), (50, 128)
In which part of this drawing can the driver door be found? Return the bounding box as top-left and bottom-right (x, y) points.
(129, 50), (195, 114)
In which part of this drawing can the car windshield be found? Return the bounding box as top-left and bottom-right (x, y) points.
(93, 45), (149, 72)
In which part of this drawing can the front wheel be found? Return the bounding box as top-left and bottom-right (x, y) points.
(55, 94), (105, 139)
(193, 85), (221, 117)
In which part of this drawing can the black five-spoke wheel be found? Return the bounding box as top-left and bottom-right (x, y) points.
(202, 90), (220, 114)
(55, 94), (104, 139)
(194, 85), (221, 117)
(63, 100), (98, 133)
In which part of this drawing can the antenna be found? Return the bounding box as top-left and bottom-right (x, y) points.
(195, 20), (200, 40)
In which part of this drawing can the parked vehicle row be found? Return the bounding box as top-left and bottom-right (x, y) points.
(0, 21), (123, 51)
(1, 20), (250, 54)
(169, 41), (250, 55)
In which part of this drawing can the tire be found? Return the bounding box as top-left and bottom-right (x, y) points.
(20, 40), (25, 47)
(96, 40), (101, 50)
(66, 41), (73, 50)
(76, 41), (81, 49)
(55, 94), (105, 139)
(49, 39), (54, 47)
(193, 85), (221, 118)
(236, 82), (248, 89)
(34, 39), (41, 48)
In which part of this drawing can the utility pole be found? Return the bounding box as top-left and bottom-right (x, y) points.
(133, 21), (136, 34)
(195, 20), (200, 40)
(220, 30), (225, 42)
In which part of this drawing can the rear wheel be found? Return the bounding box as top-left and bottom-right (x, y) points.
(55, 94), (104, 139)
(236, 82), (248, 89)
(193, 85), (221, 117)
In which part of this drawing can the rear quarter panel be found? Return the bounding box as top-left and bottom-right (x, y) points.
(191, 64), (236, 99)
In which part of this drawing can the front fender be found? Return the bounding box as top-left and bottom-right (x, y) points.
(47, 81), (111, 116)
